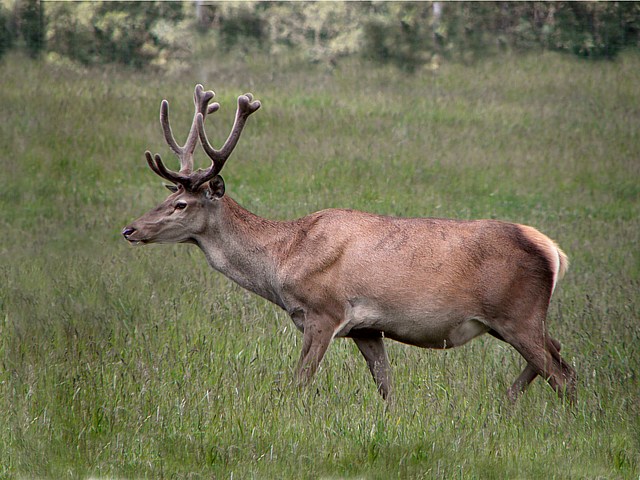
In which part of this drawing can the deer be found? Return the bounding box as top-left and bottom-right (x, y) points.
(122, 84), (577, 404)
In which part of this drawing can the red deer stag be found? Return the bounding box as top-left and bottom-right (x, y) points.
(123, 85), (577, 403)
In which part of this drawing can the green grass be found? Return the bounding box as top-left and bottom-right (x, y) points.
(1, 50), (639, 478)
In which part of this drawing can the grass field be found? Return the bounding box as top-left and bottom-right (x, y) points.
(1, 50), (639, 479)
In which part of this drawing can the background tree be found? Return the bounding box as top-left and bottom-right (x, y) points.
(1, 1), (639, 68)
(17, 0), (43, 57)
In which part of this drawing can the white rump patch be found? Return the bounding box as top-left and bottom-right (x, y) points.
(518, 224), (567, 295)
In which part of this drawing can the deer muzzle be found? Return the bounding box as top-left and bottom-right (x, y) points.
(122, 226), (146, 245)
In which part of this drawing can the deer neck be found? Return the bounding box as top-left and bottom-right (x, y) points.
(194, 195), (288, 309)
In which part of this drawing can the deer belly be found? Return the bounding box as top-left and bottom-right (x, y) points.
(338, 298), (489, 349)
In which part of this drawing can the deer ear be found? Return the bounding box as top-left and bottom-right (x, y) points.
(206, 175), (225, 199)
(165, 184), (179, 193)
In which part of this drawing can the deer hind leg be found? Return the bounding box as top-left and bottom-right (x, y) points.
(499, 335), (563, 402)
(545, 336), (577, 403)
(491, 329), (565, 401)
(496, 319), (576, 404)
(353, 335), (392, 400)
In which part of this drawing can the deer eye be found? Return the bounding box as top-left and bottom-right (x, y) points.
(175, 201), (188, 210)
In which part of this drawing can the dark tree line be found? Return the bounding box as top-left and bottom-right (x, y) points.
(2, 1), (639, 70)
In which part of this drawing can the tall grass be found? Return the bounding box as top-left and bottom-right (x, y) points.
(1, 50), (639, 478)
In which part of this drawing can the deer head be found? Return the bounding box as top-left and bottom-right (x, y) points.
(122, 84), (261, 245)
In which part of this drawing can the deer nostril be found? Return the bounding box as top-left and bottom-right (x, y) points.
(122, 226), (136, 238)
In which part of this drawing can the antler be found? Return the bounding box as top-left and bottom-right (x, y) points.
(146, 85), (261, 192)
(195, 93), (261, 187)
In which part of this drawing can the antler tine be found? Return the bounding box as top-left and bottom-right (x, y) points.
(194, 93), (261, 188)
(159, 100), (182, 158)
(145, 151), (160, 176)
(182, 85), (217, 171)
(145, 150), (187, 186)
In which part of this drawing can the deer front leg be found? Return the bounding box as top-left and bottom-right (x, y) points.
(353, 335), (392, 400)
(295, 314), (337, 386)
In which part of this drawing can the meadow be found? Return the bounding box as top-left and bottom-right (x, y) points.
(0, 50), (639, 478)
